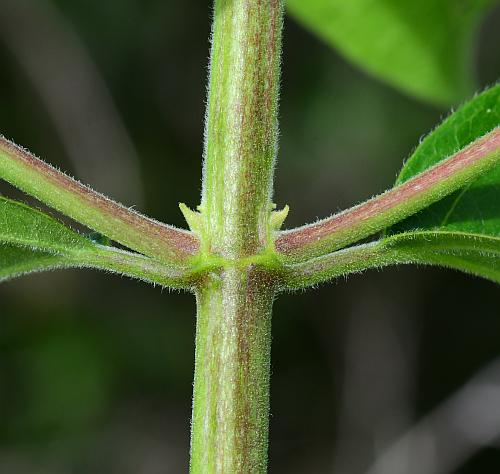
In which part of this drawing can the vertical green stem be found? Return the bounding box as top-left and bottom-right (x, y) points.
(190, 0), (284, 472)
(201, 0), (284, 258)
(191, 269), (275, 473)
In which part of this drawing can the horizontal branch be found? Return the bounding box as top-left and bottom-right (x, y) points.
(276, 128), (500, 263)
(75, 245), (197, 289)
(0, 242), (197, 289)
(0, 136), (199, 265)
(279, 231), (500, 291)
(278, 240), (403, 290)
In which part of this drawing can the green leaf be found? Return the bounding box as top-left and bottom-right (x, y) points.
(393, 84), (500, 232)
(0, 197), (196, 288)
(0, 244), (72, 282)
(0, 196), (95, 253)
(387, 84), (500, 281)
(0, 196), (95, 281)
(286, 0), (496, 104)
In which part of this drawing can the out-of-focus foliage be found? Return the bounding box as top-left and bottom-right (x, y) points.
(287, 0), (498, 104)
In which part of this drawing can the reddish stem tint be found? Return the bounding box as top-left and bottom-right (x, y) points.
(276, 128), (500, 257)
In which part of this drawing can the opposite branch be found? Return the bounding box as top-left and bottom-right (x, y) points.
(279, 231), (500, 290)
(0, 136), (199, 265)
(276, 127), (500, 263)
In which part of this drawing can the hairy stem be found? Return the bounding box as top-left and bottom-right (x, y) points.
(0, 136), (199, 265)
(201, 0), (283, 258)
(277, 127), (500, 263)
(280, 231), (500, 290)
(191, 0), (284, 472)
(0, 244), (194, 288)
(76, 245), (196, 289)
(191, 268), (275, 473)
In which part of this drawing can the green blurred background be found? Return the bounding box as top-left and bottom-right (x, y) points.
(1, 1), (500, 472)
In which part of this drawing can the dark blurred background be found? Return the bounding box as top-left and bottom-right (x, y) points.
(0, 1), (500, 473)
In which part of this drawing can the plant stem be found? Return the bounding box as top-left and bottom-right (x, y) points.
(277, 127), (500, 263)
(0, 136), (198, 265)
(201, 0), (283, 258)
(279, 231), (500, 290)
(191, 0), (284, 472)
(191, 268), (275, 473)
(1, 243), (195, 289)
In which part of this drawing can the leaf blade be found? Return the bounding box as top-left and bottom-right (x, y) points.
(383, 85), (500, 281)
(391, 84), (500, 238)
(0, 197), (194, 288)
(0, 244), (72, 282)
(0, 196), (94, 253)
(0, 196), (103, 282)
